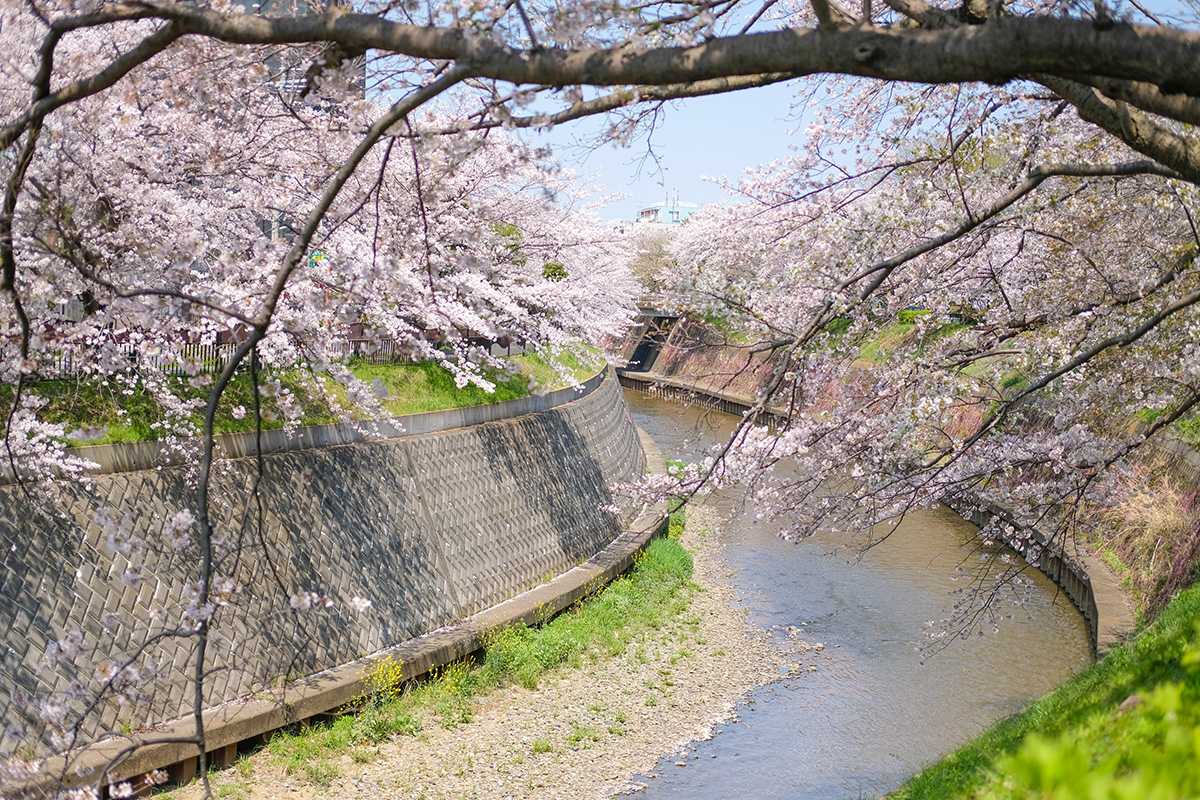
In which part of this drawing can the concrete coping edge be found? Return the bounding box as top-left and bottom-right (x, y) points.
(618, 370), (761, 413)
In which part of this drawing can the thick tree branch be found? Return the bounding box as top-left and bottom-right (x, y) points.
(114, 2), (1200, 101)
(1077, 75), (1200, 127)
(1040, 76), (1200, 183)
(874, 0), (1200, 188)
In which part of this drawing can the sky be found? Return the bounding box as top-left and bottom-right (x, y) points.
(511, 0), (1195, 222)
(522, 80), (807, 221)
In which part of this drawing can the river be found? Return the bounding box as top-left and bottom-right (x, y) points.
(625, 390), (1092, 800)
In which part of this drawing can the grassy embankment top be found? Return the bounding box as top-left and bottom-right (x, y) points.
(0, 348), (604, 448)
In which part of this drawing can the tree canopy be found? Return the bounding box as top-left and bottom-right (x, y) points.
(6, 0), (1200, 794)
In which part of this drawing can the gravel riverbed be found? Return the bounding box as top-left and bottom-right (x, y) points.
(176, 504), (789, 800)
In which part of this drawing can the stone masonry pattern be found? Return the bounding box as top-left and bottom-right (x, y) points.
(0, 372), (644, 758)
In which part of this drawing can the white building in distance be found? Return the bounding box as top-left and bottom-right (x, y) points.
(636, 198), (699, 224)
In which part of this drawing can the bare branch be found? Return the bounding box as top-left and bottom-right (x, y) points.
(409, 73), (797, 136)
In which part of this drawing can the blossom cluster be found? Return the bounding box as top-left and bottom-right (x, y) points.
(632, 79), (1200, 635)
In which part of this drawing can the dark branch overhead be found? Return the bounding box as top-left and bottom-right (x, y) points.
(117, 4), (1200, 95)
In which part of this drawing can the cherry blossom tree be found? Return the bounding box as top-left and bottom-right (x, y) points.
(7, 0), (1200, 794)
(1, 5), (643, 794)
(647, 76), (1200, 641)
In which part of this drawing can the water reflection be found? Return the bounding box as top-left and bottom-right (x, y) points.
(626, 390), (1091, 800)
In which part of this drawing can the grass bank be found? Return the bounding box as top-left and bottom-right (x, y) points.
(2, 348), (604, 447)
(893, 583), (1200, 799)
(176, 508), (691, 793)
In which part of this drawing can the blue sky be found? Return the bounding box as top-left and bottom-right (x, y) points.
(514, 0), (1192, 222)
(523, 80), (806, 221)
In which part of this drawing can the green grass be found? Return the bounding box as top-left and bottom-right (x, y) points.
(1, 349), (604, 448)
(566, 723), (602, 748)
(264, 514), (693, 784)
(215, 782), (250, 800)
(1134, 407), (1163, 425)
(855, 320), (917, 365)
(0, 367), (353, 447)
(1097, 544), (1134, 592)
(822, 316), (853, 336)
(922, 320), (971, 347)
(348, 360), (529, 417)
(1174, 412), (1200, 446)
(892, 584), (1200, 799)
(897, 308), (933, 324)
(1130, 403), (1200, 446)
(508, 344), (605, 391)
(695, 309), (756, 345)
(853, 312), (976, 367)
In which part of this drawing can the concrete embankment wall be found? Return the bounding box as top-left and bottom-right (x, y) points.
(618, 366), (1125, 655)
(614, 316), (775, 400)
(0, 369), (646, 767)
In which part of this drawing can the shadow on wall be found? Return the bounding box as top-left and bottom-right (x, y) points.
(0, 373), (644, 759)
(0, 494), (93, 758)
(474, 411), (616, 591)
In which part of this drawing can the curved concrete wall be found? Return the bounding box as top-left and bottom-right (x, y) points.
(0, 369), (644, 761)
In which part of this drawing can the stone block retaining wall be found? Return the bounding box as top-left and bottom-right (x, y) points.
(0, 369), (644, 761)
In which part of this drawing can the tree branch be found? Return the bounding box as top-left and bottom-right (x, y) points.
(842, 160), (1180, 297)
(116, 2), (1200, 102)
(0, 22), (183, 149)
(409, 72), (797, 136)
(183, 65), (469, 790)
(1040, 76), (1200, 183)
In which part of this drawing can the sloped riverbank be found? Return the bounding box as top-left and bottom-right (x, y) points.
(168, 504), (785, 800)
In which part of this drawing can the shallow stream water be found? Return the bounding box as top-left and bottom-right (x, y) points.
(625, 390), (1092, 800)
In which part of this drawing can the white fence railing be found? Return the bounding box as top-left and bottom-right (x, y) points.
(35, 340), (410, 380)
(34, 338), (527, 380)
